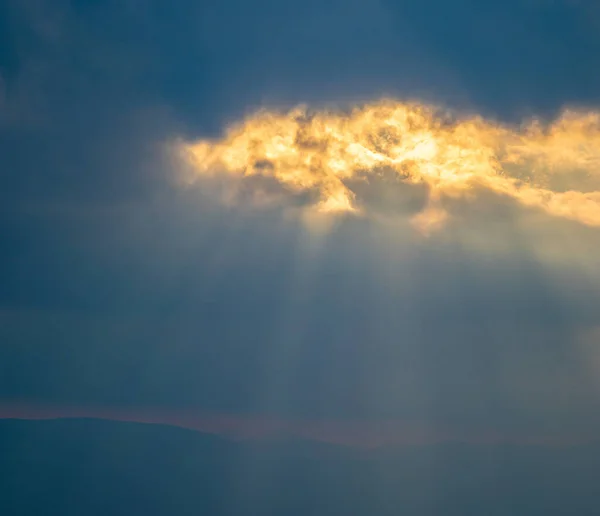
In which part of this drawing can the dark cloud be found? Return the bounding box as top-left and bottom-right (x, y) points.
(381, 0), (600, 119)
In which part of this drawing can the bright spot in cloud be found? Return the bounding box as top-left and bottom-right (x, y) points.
(178, 99), (600, 233)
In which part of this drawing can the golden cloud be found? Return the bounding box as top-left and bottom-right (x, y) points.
(179, 100), (600, 233)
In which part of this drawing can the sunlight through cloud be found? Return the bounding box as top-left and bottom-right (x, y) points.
(178, 100), (600, 233)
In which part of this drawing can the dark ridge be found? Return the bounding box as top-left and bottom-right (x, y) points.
(2, 418), (600, 516)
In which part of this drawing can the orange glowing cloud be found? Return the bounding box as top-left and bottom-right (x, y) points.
(178, 100), (600, 233)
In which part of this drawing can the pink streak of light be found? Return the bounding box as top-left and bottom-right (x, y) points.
(0, 402), (590, 448)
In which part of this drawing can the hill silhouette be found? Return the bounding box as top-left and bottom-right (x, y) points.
(1, 418), (599, 515)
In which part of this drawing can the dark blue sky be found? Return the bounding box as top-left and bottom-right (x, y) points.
(2, 0), (600, 440)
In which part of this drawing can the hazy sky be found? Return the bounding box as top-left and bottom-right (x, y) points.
(2, 0), (600, 444)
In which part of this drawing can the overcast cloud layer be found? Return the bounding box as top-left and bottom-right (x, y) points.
(2, 0), (600, 440)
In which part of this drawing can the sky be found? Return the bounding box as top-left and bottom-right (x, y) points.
(2, 0), (600, 445)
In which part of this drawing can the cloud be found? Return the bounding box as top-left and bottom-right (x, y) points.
(179, 100), (600, 233)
